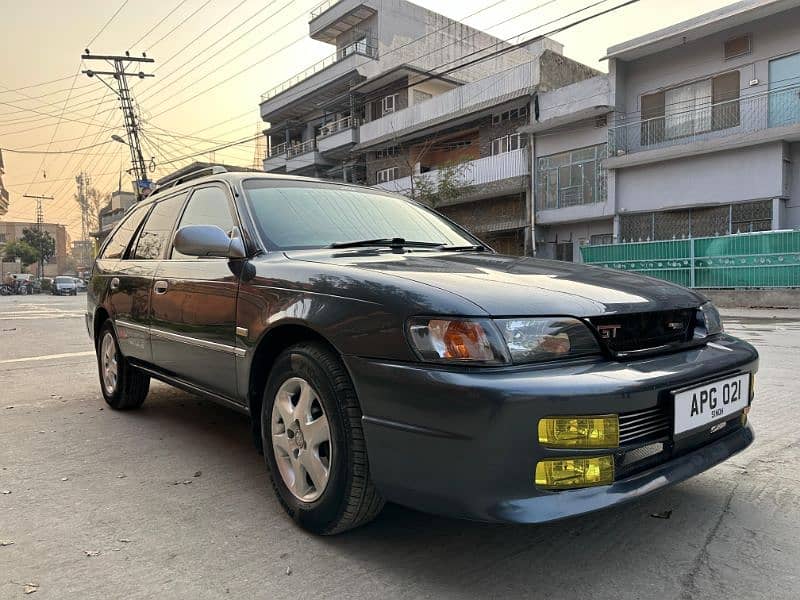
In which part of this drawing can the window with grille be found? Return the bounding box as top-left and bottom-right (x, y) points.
(491, 133), (525, 155)
(375, 146), (400, 159)
(724, 35), (751, 60)
(376, 167), (399, 183)
(620, 200), (772, 242)
(382, 94), (398, 115)
(491, 106), (527, 124)
(590, 233), (613, 246)
(536, 143), (607, 210)
(639, 71), (740, 144)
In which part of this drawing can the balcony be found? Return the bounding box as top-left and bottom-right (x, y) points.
(259, 35), (378, 124)
(317, 115), (360, 156)
(263, 142), (287, 172)
(309, 1), (376, 44)
(359, 61), (540, 147)
(608, 84), (800, 164)
(285, 139), (334, 173)
(374, 148), (530, 202)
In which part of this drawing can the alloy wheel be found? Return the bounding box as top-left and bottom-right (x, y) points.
(100, 332), (119, 396)
(271, 377), (333, 502)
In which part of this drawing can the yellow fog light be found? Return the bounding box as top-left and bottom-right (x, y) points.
(538, 415), (619, 448)
(535, 456), (614, 489)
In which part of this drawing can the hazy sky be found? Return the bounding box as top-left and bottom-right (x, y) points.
(0, 0), (736, 238)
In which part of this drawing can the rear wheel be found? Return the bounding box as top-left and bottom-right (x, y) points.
(97, 321), (150, 410)
(261, 342), (384, 534)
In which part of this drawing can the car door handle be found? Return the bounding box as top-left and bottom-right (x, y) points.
(110, 277), (120, 291)
(153, 280), (169, 295)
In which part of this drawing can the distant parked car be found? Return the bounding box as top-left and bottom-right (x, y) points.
(73, 278), (87, 292)
(52, 276), (77, 296)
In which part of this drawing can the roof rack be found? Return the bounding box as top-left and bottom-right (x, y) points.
(150, 165), (228, 196)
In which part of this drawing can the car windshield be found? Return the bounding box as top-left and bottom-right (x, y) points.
(242, 180), (476, 250)
(55, 277), (73, 284)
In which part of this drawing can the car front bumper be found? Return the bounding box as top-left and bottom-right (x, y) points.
(345, 334), (758, 523)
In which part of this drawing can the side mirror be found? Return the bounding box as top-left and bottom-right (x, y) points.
(173, 225), (246, 259)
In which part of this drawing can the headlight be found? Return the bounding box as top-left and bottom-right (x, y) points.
(406, 318), (510, 364)
(495, 317), (600, 363)
(695, 302), (723, 338)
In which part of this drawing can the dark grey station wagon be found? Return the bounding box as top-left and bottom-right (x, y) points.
(87, 166), (758, 534)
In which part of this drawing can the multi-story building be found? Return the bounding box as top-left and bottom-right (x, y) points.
(0, 221), (70, 276)
(531, 0), (800, 262)
(0, 149), (9, 216)
(260, 0), (597, 254)
(92, 190), (137, 245)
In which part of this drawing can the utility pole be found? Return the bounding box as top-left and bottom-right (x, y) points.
(75, 172), (91, 273)
(22, 194), (53, 279)
(81, 51), (154, 201)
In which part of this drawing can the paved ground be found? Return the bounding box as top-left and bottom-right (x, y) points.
(1, 294), (799, 599)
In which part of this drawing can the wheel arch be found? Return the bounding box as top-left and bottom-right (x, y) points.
(247, 322), (341, 448)
(92, 306), (110, 349)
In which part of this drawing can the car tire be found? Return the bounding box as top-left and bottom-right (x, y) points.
(261, 342), (384, 535)
(97, 321), (150, 410)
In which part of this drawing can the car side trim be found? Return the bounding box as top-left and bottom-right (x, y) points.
(115, 319), (149, 334)
(116, 319), (246, 357)
(132, 361), (249, 415)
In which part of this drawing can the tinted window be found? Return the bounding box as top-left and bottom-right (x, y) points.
(133, 194), (186, 260)
(242, 181), (475, 250)
(100, 205), (150, 259)
(171, 186), (235, 259)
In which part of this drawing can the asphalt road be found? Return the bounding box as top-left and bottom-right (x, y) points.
(1, 294), (799, 599)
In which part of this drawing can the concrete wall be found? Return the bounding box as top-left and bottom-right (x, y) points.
(613, 7), (800, 119)
(615, 142), (786, 213)
(376, 0), (535, 81)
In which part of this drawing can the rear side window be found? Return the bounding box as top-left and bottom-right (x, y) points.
(132, 193), (186, 260)
(100, 204), (150, 259)
(171, 186), (235, 259)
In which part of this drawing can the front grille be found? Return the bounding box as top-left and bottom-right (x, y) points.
(619, 405), (671, 445)
(589, 309), (695, 355)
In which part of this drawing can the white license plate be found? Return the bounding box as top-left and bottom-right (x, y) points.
(673, 374), (750, 435)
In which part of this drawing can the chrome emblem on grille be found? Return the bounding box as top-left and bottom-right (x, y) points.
(597, 324), (621, 339)
(666, 321), (684, 330)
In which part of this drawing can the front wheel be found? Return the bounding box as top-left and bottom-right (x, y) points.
(261, 342), (384, 535)
(97, 321), (150, 410)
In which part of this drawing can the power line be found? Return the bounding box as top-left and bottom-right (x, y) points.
(86, 0), (130, 48)
(0, 140), (114, 154)
(136, 0), (283, 104)
(128, 0), (192, 51)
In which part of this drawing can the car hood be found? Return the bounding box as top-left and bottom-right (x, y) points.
(286, 250), (706, 317)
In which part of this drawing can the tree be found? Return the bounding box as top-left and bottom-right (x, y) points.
(74, 186), (108, 232)
(3, 240), (40, 267)
(21, 228), (55, 264)
(384, 135), (473, 208)
(413, 160), (472, 209)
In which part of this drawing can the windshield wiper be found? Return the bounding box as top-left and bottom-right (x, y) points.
(439, 244), (486, 252)
(329, 237), (445, 249)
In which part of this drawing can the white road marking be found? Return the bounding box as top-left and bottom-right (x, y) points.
(0, 351), (95, 365)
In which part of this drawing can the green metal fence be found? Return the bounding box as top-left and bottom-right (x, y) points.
(580, 231), (800, 288)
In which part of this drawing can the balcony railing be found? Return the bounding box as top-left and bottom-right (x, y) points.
(609, 83), (800, 155)
(374, 148), (529, 195)
(309, 0), (338, 20)
(266, 141), (288, 159)
(318, 115), (359, 139)
(359, 61), (539, 145)
(260, 33), (377, 103)
(287, 139), (317, 158)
